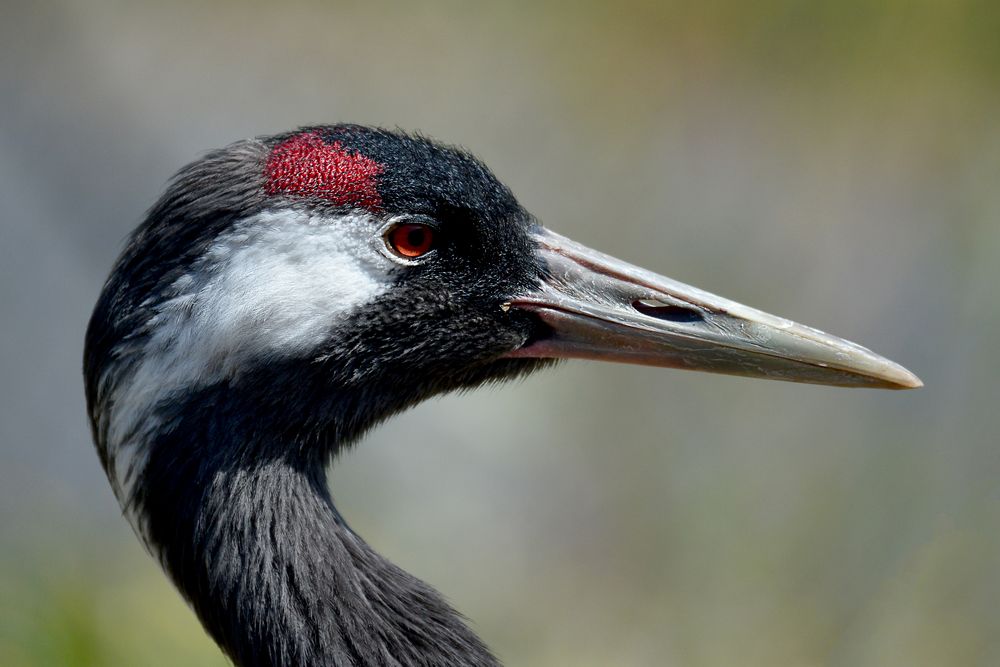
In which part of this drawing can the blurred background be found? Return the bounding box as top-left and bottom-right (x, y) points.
(1, 1), (998, 665)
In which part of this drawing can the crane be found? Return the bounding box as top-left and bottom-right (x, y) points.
(84, 125), (920, 666)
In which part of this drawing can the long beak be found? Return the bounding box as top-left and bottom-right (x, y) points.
(505, 227), (921, 389)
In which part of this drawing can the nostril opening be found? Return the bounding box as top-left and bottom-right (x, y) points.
(632, 299), (705, 323)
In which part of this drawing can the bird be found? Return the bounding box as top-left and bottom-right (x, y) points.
(84, 124), (921, 667)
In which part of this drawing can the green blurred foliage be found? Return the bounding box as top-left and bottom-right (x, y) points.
(0, 552), (227, 666)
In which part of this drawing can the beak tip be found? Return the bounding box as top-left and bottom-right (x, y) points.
(881, 365), (923, 390)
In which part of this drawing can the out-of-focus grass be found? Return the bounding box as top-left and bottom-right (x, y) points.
(0, 546), (226, 666)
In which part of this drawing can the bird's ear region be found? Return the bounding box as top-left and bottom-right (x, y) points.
(265, 131), (386, 212)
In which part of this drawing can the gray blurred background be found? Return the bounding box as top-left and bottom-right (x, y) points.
(1, 1), (998, 665)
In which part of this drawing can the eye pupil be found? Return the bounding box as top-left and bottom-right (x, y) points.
(387, 222), (435, 258)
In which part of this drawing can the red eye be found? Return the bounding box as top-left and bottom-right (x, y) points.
(386, 223), (436, 259)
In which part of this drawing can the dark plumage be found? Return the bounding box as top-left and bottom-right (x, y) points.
(85, 125), (920, 667)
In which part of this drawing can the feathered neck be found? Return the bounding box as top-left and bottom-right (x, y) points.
(134, 385), (500, 667)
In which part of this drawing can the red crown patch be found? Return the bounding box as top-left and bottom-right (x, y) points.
(265, 132), (385, 212)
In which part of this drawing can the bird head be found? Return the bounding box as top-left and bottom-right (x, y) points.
(85, 124), (919, 509)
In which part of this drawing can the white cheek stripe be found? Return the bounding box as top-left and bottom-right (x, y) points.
(102, 210), (391, 546)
